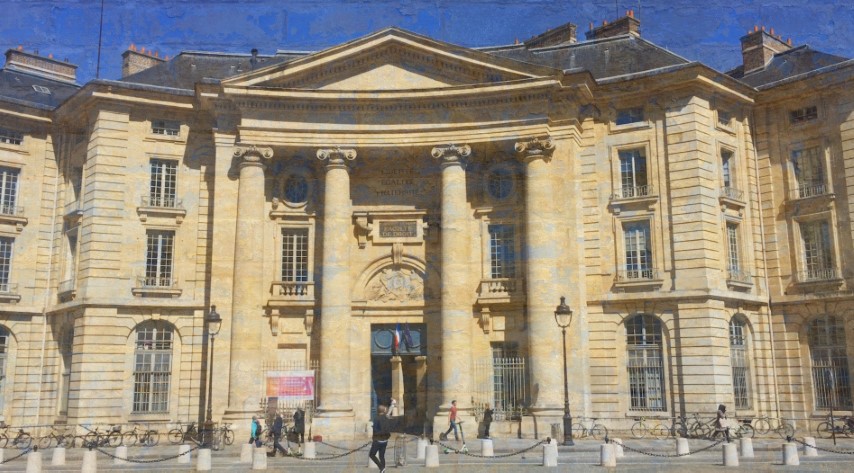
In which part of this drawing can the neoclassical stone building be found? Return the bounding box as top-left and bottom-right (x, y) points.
(1, 13), (853, 439)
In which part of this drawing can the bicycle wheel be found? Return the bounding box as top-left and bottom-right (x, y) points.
(223, 429), (234, 446)
(0, 434), (7, 448)
(38, 434), (53, 449)
(779, 422), (795, 439)
(108, 431), (123, 447)
(17, 433), (32, 449)
(753, 418), (771, 435)
(673, 421), (688, 438)
(630, 421), (647, 439)
(571, 423), (586, 439)
(168, 429), (184, 444)
(736, 425), (754, 439)
(83, 432), (99, 448)
(591, 424), (608, 440)
(123, 432), (138, 447)
(816, 422), (832, 439)
(651, 424), (669, 439)
(144, 431), (160, 447)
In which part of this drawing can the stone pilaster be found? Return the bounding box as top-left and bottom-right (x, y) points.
(225, 145), (273, 419)
(431, 145), (472, 420)
(313, 148), (357, 437)
(516, 136), (562, 414)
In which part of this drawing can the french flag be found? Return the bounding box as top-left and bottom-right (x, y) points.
(394, 323), (401, 352)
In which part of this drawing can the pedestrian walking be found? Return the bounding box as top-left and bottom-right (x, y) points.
(713, 404), (731, 442)
(271, 414), (288, 456)
(482, 404), (494, 439)
(441, 400), (459, 441)
(293, 407), (305, 444)
(249, 416), (262, 447)
(369, 404), (393, 473)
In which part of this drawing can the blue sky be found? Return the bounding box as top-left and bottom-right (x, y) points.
(2, 0), (853, 83)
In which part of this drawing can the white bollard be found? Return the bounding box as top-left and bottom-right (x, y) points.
(252, 446), (267, 470)
(740, 437), (754, 458)
(612, 438), (624, 458)
(722, 443), (739, 467)
(416, 438), (428, 460)
(81, 450), (98, 473)
(178, 444), (192, 464)
(600, 444), (616, 467)
(303, 441), (316, 459)
(114, 445), (128, 465)
(481, 439), (494, 457)
(803, 436), (818, 457)
(782, 443), (799, 466)
(240, 443), (254, 463)
(197, 448), (212, 471)
(51, 446), (66, 466)
(549, 437), (558, 446)
(425, 444), (440, 467)
(25, 449), (42, 473)
(542, 444), (558, 467)
(676, 437), (690, 455)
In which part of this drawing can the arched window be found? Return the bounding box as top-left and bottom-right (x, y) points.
(0, 326), (8, 413)
(133, 323), (174, 413)
(808, 315), (852, 409)
(626, 315), (666, 411)
(729, 318), (751, 409)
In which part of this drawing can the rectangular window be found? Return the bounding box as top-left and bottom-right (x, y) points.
(624, 221), (652, 279)
(616, 107), (645, 125)
(490, 342), (525, 420)
(0, 237), (12, 292)
(0, 128), (23, 145)
(281, 228), (309, 282)
(790, 106), (818, 124)
(801, 220), (834, 281)
(618, 148), (648, 198)
(145, 231), (174, 287)
(718, 109), (733, 128)
(151, 119), (181, 137)
(792, 146), (826, 198)
(730, 322), (751, 409)
(488, 224), (516, 279)
(149, 159), (178, 207)
(133, 325), (173, 413)
(726, 223), (740, 272)
(0, 167), (20, 216)
(721, 150), (733, 189)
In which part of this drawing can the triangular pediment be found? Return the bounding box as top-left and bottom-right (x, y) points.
(223, 28), (558, 91)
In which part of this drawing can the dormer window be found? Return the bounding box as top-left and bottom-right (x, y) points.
(616, 107), (645, 126)
(31, 85), (51, 95)
(790, 106), (818, 125)
(151, 119), (181, 137)
(0, 128), (23, 146)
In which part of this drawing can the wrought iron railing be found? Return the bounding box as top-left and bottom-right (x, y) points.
(474, 357), (527, 421)
(478, 278), (518, 297)
(720, 186), (744, 202)
(798, 267), (839, 283)
(136, 276), (178, 288)
(140, 195), (184, 209)
(794, 182), (829, 199)
(611, 185), (655, 200)
(615, 267), (659, 282)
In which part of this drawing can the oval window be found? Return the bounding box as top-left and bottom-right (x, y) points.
(284, 175), (308, 204)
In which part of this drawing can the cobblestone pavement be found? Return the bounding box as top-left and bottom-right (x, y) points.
(2, 437), (854, 471)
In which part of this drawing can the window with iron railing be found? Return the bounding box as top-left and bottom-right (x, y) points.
(0, 167), (20, 216)
(133, 323), (173, 413)
(726, 222), (741, 274)
(281, 228), (309, 282)
(151, 119), (180, 137)
(149, 159), (178, 208)
(623, 221), (652, 280)
(627, 315), (666, 411)
(792, 147), (827, 199)
(0, 237), (12, 293)
(808, 315), (852, 409)
(800, 220), (834, 282)
(144, 230), (174, 287)
(0, 128), (23, 145)
(488, 224), (516, 279)
(730, 318), (751, 409)
(0, 326), (7, 412)
(617, 148), (649, 199)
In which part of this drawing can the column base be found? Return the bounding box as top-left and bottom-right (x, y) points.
(312, 409), (356, 441)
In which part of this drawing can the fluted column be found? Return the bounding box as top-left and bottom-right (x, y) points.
(432, 145), (472, 416)
(315, 148), (356, 433)
(516, 136), (562, 413)
(227, 145), (273, 414)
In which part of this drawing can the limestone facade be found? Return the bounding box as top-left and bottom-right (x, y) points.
(0, 18), (853, 440)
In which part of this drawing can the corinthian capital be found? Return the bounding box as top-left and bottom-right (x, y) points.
(431, 144), (471, 167)
(316, 148), (357, 167)
(515, 136), (555, 162)
(233, 145), (274, 163)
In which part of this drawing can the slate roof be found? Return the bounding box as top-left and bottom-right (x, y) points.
(727, 45), (850, 88)
(0, 68), (79, 110)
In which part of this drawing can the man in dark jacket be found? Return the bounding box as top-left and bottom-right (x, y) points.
(293, 408), (305, 444)
(271, 414), (288, 456)
(369, 404), (393, 473)
(482, 404), (494, 439)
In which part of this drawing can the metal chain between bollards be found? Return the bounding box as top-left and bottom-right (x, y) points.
(93, 444), (201, 463)
(0, 447), (32, 463)
(290, 441), (372, 461)
(433, 437), (548, 458)
(317, 440), (352, 451)
(791, 437), (854, 455)
(609, 437), (726, 458)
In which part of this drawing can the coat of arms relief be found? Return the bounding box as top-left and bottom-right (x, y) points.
(366, 268), (425, 303)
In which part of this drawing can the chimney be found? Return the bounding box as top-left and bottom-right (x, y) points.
(523, 21), (578, 48)
(740, 26), (792, 73)
(585, 10), (640, 40)
(3, 48), (77, 83)
(250, 48), (259, 69)
(122, 44), (166, 78)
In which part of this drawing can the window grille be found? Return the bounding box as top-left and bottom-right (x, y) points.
(808, 316), (852, 409)
(729, 319), (751, 409)
(0, 128), (23, 145)
(0, 237), (12, 293)
(618, 149), (648, 198)
(144, 231), (174, 287)
(488, 224), (516, 279)
(626, 315), (666, 411)
(151, 119), (180, 137)
(721, 150), (733, 189)
(790, 106), (818, 124)
(281, 228), (308, 282)
(792, 147), (826, 198)
(132, 323), (173, 413)
(726, 223), (740, 272)
(473, 343), (526, 421)
(624, 221), (652, 279)
(801, 220), (833, 281)
(487, 167), (514, 200)
(0, 167), (19, 216)
(616, 107), (645, 125)
(149, 159), (177, 208)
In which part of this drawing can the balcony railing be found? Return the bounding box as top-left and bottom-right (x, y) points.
(794, 182), (830, 200)
(727, 268), (752, 284)
(0, 282), (17, 294)
(611, 185), (655, 201)
(720, 186), (744, 202)
(140, 195), (184, 209)
(798, 267), (840, 283)
(479, 278), (518, 297)
(136, 276), (178, 288)
(270, 281), (314, 301)
(615, 267), (660, 282)
(0, 204), (23, 217)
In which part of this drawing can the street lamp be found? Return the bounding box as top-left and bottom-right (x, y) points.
(204, 305), (222, 448)
(554, 296), (574, 446)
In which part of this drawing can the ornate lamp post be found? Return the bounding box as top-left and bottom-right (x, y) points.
(204, 305), (222, 447)
(554, 296), (574, 446)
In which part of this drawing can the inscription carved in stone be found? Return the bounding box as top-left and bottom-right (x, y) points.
(379, 221), (418, 238)
(366, 268), (424, 303)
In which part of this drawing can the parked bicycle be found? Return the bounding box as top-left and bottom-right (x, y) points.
(752, 415), (795, 439)
(38, 425), (74, 449)
(687, 413), (714, 439)
(83, 425), (123, 448)
(0, 423), (33, 449)
(729, 419), (755, 439)
(571, 417), (608, 439)
(816, 414), (853, 439)
(169, 422), (200, 445)
(653, 416), (688, 439)
(122, 424), (160, 447)
(210, 423), (234, 450)
(630, 417), (655, 439)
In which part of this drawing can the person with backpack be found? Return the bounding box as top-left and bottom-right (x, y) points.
(271, 414), (288, 456)
(249, 416), (262, 447)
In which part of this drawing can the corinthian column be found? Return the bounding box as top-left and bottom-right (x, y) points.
(515, 136), (562, 414)
(431, 144), (472, 419)
(314, 147), (357, 437)
(226, 145), (273, 418)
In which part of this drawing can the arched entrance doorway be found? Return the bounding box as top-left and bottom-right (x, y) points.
(370, 324), (426, 434)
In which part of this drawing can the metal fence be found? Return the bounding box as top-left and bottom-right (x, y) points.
(260, 359), (319, 421)
(473, 357), (527, 421)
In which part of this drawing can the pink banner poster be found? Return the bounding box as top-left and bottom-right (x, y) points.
(265, 370), (315, 400)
